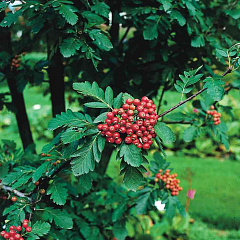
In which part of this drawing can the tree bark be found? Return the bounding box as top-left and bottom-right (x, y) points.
(47, 34), (65, 137)
(0, 12), (35, 151)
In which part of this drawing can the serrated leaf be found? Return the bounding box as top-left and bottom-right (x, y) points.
(143, 23), (158, 40)
(123, 166), (143, 191)
(61, 129), (84, 144)
(191, 35), (205, 47)
(0, 164), (9, 178)
(93, 112), (107, 123)
(47, 209), (73, 229)
(112, 203), (127, 222)
(48, 109), (91, 130)
(154, 122), (176, 144)
(89, 29), (113, 51)
(97, 135), (105, 152)
(171, 10), (186, 26)
(0, 10), (23, 27)
(216, 49), (228, 57)
(203, 77), (225, 101)
(91, 2), (110, 18)
(183, 126), (197, 142)
(31, 221), (51, 237)
(56, 4), (78, 25)
(84, 102), (108, 108)
(105, 86), (113, 106)
(93, 141), (101, 163)
(136, 187), (152, 214)
(47, 182), (68, 205)
(82, 11), (105, 27)
(60, 38), (83, 58)
(120, 144), (142, 167)
(113, 221), (128, 240)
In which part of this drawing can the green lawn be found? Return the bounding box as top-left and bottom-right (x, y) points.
(107, 153), (240, 229)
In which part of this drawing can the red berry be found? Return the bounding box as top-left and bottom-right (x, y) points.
(15, 226), (22, 232)
(125, 122), (132, 129)
(9, 226), (15, 231)
(132, 124), (139, 131)
(1, 231), (6, 237)
(112, 117), (119, 124)
(120, 119), (127, 126)
(9, 237), (14, 240)
(156, 173), (161, 179)
(19, 238), (24, 240)
(22, 222), (28, 228)
(122, 104), (129, 110)
(126, 128), (133, 135)
(150, 119), (156, 126)
(147, 134), (153, 140)
(146, 102), (152, 108)
(138, 112), (145, 118)
(148, 140), (153, 145)
(143, 143), (150, 149)
(128, 116), (134, 122)
(133, 99), (141, 106)
(141, 96), (149, 102)
(114, 124), (120, 130)
(127, 110), (134, 116)
(121, 113), (128, 120)
(118, 108), (125, 115)
(113, 132), (120, 139)
(148, 99), (153, 104)
(136, 105), (144, 112)
(140, 126), (146, 132)
(4, 233), (10, 239)
(144, 120), (150, 127)
(136, 120), (143, 126)
(143, 131), (148, 136)
(125, 137), (132, 144)
(112, 109), (118, 115)
(148, 108), (155, 114)
(115, 138), (122, 144)
(22, 220), (29, 223)
(143, 108), (148, 114)
(132, 139), (139, 145)
(136, 130), (143, 137)
(102, 124), (109, 131)
(131, 134), (138, 141)
(105, 131), (112, 137)
(11, 196), (17, 202)
(100, 131), (106, 136)
(107, 112), (114, 119)
(109, 126), (115, 133)
(137, 143), (143, 148)
(129, 105), (136, 110)
(108, 137), (115, 143)
(105, 119), (112, 125)
(126, 98), (133, 105)
(142, 137), (148, 143)
(14, 234), (21, 240)
(25, 227), (32, 233)
(119, 127), (126, 133)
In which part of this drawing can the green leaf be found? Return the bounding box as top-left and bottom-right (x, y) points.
(71, 135), (99, 176)
(0, 10), (23, 27)
(85, 102), (108, 108)
(113, 221), (128, 240)
(165, 196), (177, 219)
(112, 203), (127, 222)
(78, 173), (92, 192)
(73, 81), (112, 109)
(59, 38), (83, 58)
(226, 9), (240, 20)
(47, 181), (68, 205)
(48, 109), (91, 130)
(183, 126), (197, 142)
(97, 134), (105, 152)
(120, 144), (142, 167)
(0, 164), (9, 178)
(105, 86), (114, 106)
(113, 93), (123, 109)
(61, 129), (84, 144)
(161, 0), (172, 11)
(47, 209), (73, 229)
(93, 112), (107, 123)
(89, 29), (113, 51)
(191, 35), (205, 47)
(123, 166), (143, 191)
(143, 23), (158, 40)
(154, 122), (176, 144)
(171, 10), (186, 26)
(82, 11), (105, 27)
(203, 77), (225, 101)
(30, 221), (51, 238)
(91, 2), (110, 18)
(122, 93), (134, 103)
(216, 49), (228, 57)
(56, 4), (78, 25)
(136, 187), (152, 214)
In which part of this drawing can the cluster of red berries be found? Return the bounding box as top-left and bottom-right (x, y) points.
(10, 53), (25, 71)
(154, 169), (183, 196)
(97, 97), (159, 149)
(206, 105), (221, 125)
(1, 220), (32, 240)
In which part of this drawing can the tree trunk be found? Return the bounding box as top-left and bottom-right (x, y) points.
(0, 12), (35, 151)
(47, 34), (65, 137)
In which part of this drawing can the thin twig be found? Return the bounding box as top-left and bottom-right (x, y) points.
(1, 184), (31, 201)
(158, 67), (232, 118)
(118, 26), (130, 45)
(157, 86), (166, 114)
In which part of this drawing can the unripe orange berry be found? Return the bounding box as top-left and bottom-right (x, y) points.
(210, 105), (215, 110)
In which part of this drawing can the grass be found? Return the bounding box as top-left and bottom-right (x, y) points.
(107, 153), (240, 230)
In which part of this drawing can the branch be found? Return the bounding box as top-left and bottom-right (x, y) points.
(163, 121), (193, 124)
(157, 86), (166, 114)
(118, 26), (130, 46)
(0, 184), (32, 201)
(158, 67), (232, 118)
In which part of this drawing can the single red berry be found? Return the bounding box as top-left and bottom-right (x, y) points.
(126, 98), (133, 105)
(146, 102), (152, 108)
(113, 132), (120, 139)
(152, 104), (156, 109)
(125, 122), (132, 129)
(136, 105), (144, 112)
(118, 108), (125, 115)
(138, 112), (145, 118)
(109, 126), (115, 133)
(120, 119), (126, 126)
(25, 227), (32, 233)
(114, 124), (120, 130)
(143, 108), (148, 114)
(141, 101), (147, 107)
(100, 131), (106, 136)
(136, 120), (143, 126)
(156, 173), (161, 179)
(148, 108), (155, 114)
(22, 222), (28, 228)
(148, 99), (153, 104)
(105, 119), (112, 125)
(132, 139), (139, 145)
(152, 133), (156, 138)
(143, 143), (150, 149)
(112, 109), (118, 115)
(102, 124), (108, 131)
(210, 105), (215, 110)
(148, 140), (153, 145)
(133, 99), (141, 106)
(11, 196), (17, 202)
(149, 119), (156, 126)
(9, 237), (14, 240)
(9, 226), (15, 231)
(108, 137), (115, 143)
(143, 131), (148, 136)
(122, 104), (129, 110)
(125, 136), (132, 144)
(127, 110), (134, 116)
(107, 112), (114, 119)
(140, 126), (146, 132)
(119, 127), (126, 133)
(9, 230), (15, 236)
(136, 130), (143, 137)
(115, 138), (122, 145)
(112, 117), (119, 124)
(105, 131), (113, 137)
(132, 124), (139, 131)
(142, 137), (148, 143)
(147, 134), (153, 140)
(4, 233), (10, 239)
(121, 113), (128, 120)
(128, 116), (134, 122)
(1, 231), (6, 237)
(137, 143), (143, 148)
(14, 234), (21, 239)
(126, 128), (133, 135)
(131, 134), (138, 141)
(22, 219), (29, 223)
(141, 96), (149, 102)
(15, 226), (22, 232)
(144, 120), (150, 127)
(129, 105), (136, 110)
